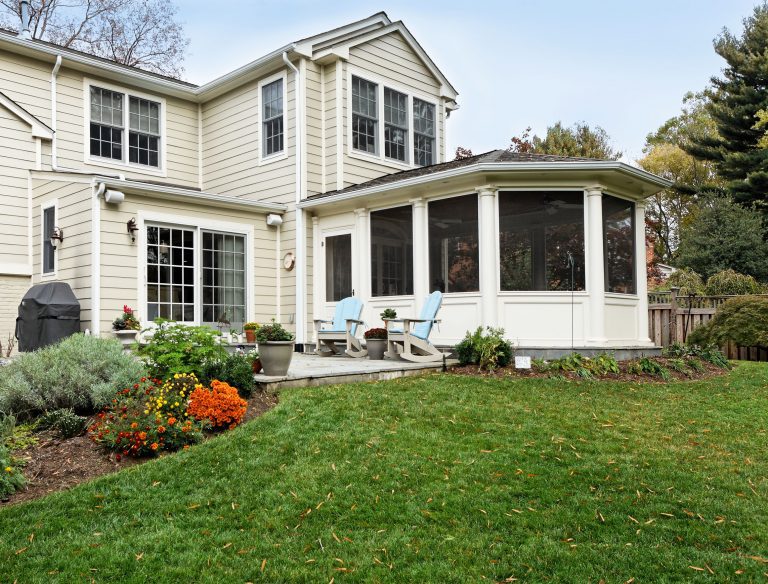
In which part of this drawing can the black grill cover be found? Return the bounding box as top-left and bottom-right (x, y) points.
(15, 282), (81, 352)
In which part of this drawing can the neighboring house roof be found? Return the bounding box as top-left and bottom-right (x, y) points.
(303, 150), (673, 205)
(0, 89), (53, 138)
(0, 12), (457, 104)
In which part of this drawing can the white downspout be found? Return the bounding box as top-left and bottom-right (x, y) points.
(91, 182), (105, 335)
(283, 51), (306, 349)
(50, 55), (62, 171)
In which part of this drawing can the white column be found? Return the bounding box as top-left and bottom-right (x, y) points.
(311, 215), (320, 342)
(411, 197), (428, 302)
(635, 201), (651, 344)
(478, 186), (498, 327)
(354, 208), (369, 301)
(585, 187), (606, 345)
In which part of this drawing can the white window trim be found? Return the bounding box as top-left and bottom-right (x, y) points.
(346, 66), (440, 170)
(40, 199), (57, 279)
(257, 70), (288, 165)
(82, 77), (168, 177)
(136, 210), (254, 329)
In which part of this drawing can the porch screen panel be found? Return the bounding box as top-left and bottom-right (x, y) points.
(428, 194), (479, 293)
(498, 191), (585, 291)
(371, 205), (413, 296)
(146, 226), (195, 322)
(603, 195), (636, 294)
(202, 232), (246, 330)
(325, 234), (352, 301)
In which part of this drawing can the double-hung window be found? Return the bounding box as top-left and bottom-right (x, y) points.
(352, 76), (378, 154)
(413, 98), (436, 166)
(89, 85), (162, 169)
(262, 79), (284, 157)
(384, 88), (408, 162)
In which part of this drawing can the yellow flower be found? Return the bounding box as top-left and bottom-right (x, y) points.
(4, 466), (12, 473)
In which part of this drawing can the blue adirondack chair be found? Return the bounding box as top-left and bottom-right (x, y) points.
(384, 291), (444, 362)
(313, 297), (366, 357)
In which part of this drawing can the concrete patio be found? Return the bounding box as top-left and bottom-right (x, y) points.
(253, 353), (457, 391)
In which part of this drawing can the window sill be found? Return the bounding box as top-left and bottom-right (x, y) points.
(498, 290), (589, 297)
(347, 150), (415, 171)
(259, 151), (288, 166)
(604, 292), (639, 301)
(86, 156), (167, 178)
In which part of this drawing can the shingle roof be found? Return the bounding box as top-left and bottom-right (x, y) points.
(309, 149), (610, 199)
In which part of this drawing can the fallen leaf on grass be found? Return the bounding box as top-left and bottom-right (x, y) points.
(261, 559), (267, 572)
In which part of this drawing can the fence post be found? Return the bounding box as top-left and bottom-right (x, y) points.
(670, 287), (680, 345)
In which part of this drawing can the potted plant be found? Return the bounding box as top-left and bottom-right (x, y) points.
(112, 305), (140, 349)
(380, 308), (397, 322)
(364, 327), (388, 360)
(246, 349), (261, 373)
(256, 320), (295, 376)
(243, 322), (260, 343)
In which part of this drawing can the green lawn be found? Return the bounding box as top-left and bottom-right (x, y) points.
(1, 364), (767, 582)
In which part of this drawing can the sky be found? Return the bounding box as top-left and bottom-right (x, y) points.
(179, 0), (760, 162)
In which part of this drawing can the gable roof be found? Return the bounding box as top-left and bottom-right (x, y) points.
(301, 149), (673, 208)
(0, 90), (53, 139)
(0, 13), (457, 104)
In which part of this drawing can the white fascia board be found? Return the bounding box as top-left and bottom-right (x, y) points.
(95, 176), (287, 214)
(298, 162), (673, 209)
(296, 12), (391, 53)
(0, 90), (53, 139)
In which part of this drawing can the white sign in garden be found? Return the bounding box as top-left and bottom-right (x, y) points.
(515, 356), (532, 369)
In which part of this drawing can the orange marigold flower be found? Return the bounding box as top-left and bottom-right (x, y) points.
(138, 431), (147, 440)
(130, 422), (138, 429)
(167, 417), (177, 426)
(158, 426), (166, 434)
(150, 442), (159, 450)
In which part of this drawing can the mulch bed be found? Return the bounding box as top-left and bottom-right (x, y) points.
(1, 391), (278, 507)
(451, 356), (728, 383)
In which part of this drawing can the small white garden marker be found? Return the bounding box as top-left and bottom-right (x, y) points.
(515, 356), (532, 369)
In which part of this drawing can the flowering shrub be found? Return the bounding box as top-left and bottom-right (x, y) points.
(89, 376), (205, 457)
(187, 380), (247, 430)
(364, 328), (387, 340)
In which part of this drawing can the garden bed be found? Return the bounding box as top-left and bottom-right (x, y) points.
(1, 391), (277, 506)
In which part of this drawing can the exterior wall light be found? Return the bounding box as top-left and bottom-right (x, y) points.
(50, 226), (64, 249)
(127, 217), (139, 242)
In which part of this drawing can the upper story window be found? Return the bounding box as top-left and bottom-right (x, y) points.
(350, 72), (438, 168)
(89, 85), (162, 169)
(262, 79), (284, 157)
(413, 99), (435, 166)
(352, 76), (378, 154)
(384, 88), (408, 162)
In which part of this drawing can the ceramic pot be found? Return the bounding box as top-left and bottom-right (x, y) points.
(245, 329), (256, 343)
(366, 338), (387, 360)
(251, 358), (262, 374)
(258, 341), (294, 376)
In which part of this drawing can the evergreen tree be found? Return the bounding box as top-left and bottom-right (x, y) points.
(685, 3), (768, 209)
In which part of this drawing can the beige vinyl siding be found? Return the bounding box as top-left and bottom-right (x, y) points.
(0, 106), (35, 266)
(98, 193), (278, 335)
(323, 61), (339, 191)
(0, 50), (52, 125)
(201, 70), (296, 204)
(31, 178), (93, 328)
(343, 32), (444, 188)
(0, 275), (30, 338)
(305, 61), (323, 197)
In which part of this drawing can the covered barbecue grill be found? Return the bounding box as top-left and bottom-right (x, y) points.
(15, 282), (80, 351)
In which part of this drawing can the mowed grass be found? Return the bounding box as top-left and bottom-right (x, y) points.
(1, 364), (768, 582)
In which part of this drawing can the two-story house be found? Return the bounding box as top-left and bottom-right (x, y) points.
(0, 12), (670, 353)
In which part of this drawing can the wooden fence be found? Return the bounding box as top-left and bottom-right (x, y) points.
(648, 290), (768, 360)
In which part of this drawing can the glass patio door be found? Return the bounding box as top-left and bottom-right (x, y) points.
(324, 233), (352, 302)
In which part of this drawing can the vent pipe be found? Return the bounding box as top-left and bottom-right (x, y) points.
(19, 1), (32, 39)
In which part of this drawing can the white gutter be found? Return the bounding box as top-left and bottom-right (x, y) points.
(91, 181), (105, 335)
(283, 51), (306, 347)
(298, 161), (674, 209)
(50, 55), (61, 171)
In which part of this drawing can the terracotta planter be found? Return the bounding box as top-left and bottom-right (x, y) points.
(366, 338), (387, 360)
(251, 358), (262, 374)
(113, 329), (138, 351)
(258, 341), (294, 376)
(245, 329), (256, 343)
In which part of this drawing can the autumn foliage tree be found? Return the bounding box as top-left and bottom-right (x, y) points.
(0, 0), (189, 78)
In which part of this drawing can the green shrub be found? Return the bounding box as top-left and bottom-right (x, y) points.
(255, 320), (294, 343)
(687, 296), (768, 349)
(37, 408), (88, 439)
(664, 268), (705, 296)
(200, 353), (254, 397)
(665, 341), (730, 369)
(704, 269), (764, 296)
(0, 414), (26, 498)
(137, 321), (227, 379)
(455, 327), (513, 371)
(627, 357), (671, 381)
(0, 334), (147, 420)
